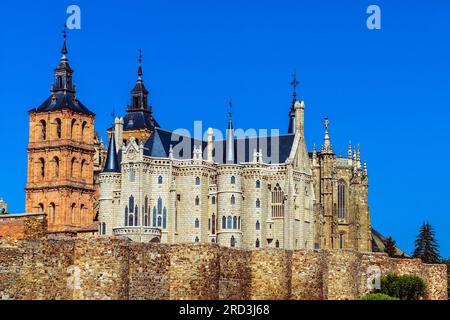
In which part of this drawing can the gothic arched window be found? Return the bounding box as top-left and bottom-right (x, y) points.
(222, 216), (226, 229)
(163, 207), (167, 228)
(256, 238), (260, 248)
(256, 180), (261, 188)
(256, 198), (260, 208)
(338, 180), (346, 219)
(125, 206), (129, 226)
(195, 218), (200, 228)
(144, 196), (148, 214)
(195, 176), (200, 185)
(153, 207), (157, 227)
(38, 203), (44, 212)
(271, 183), (285, 218)
(195, 196), (200, 206)
(79, 204), (85, 224)
(211, 214), (216, 234)
(230, 176), (236, 184)
(157, 216), (162, 227)
(129, 214), (134, 227)
(275, 240), (280, 248)
(256, 220), (260, 230)
(230, 236), (236, 247)
(230, 195), (235, 205)
(238, 217), (241, 229)
(212, 196), (216, 205)
(195, 236), (199, 243)
(40, 120), (46, 140)
(135, 205), (139, 226)
(158, 175), (163, 184)
(233, 216), (237, 229)
(339, 234), (345, 249)
(227, 216), (232, 229)
(55, 118), (62, 139)
(129, 195), (135, 211)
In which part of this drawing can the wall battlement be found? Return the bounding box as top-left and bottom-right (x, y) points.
(0, 237), (447, 300)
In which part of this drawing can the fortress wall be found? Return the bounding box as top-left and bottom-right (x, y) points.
(248, 249), (292, 300)
(218, 247), (251, 300)
(290, 250), (324, 300)
(0, 213), (47, 240)
(0, 238), (74, 300)
(72, 237), (129, 300)
(0, 237), (447, 300)
(128, 243), (170, 300)
(168, 243), (220, 300)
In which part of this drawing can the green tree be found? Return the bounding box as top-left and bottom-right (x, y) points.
(413, 222), (440, 264)
(384, 236), (397, 257)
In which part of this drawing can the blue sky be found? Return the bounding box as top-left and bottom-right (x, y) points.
(0, 0), (448, 257)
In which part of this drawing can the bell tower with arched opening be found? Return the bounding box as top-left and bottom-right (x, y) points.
(25, 30), (96, 231)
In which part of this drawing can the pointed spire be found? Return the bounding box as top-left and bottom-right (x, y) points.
(61, 27), (68, 57)
(357, 144), (362, 170)
(364, 160), (368, 176)
(227, 99), (233, 130)
(103, 130), (120, 173)
(348, 141), (352, 159)
(312, 143), (317, 158)
(226, 99), (235, 163)
(321, 117), (333, 154)
(288, 72), (299, 134)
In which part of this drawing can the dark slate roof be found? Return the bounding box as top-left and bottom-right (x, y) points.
(123, 110), (160, 131)
(371, 228), (410, 257)
(103, 132), (120, 173)
(213, 134), (295, 164)
(143, 128), (295, 164)
(30, 92), (95, 115)
(143, 128), (206, 158)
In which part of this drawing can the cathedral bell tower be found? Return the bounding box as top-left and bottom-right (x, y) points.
(25, 30), (97, 231)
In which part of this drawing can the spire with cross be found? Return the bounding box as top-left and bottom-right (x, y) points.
(290, 71), (299, 100)
(137, 48), (143, 79)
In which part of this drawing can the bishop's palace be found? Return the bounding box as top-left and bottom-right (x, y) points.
(24, 33), (372, 251)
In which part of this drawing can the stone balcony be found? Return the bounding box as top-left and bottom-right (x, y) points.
(113, 226), (161, 242)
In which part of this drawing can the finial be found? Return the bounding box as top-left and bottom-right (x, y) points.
(228, 99), (233, 118)
(290, 71), (299, 100)
(364, 160), (368, 176)
(61, 25), (68, 57)
(137, 48), (143, 78)
(348, 141), (352, 159)
(324, 117), (329, 132)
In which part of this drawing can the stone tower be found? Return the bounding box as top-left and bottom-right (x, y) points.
(25, 30), (96, 230)
(312, 119), (372, 251)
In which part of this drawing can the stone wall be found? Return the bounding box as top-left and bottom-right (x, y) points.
(0, 237), (447, 300)
(0, 213), (47, 240)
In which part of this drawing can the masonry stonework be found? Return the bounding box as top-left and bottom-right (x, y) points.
(0, 237), (446, 300)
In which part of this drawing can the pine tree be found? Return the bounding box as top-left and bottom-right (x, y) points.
(384, 236), (397, 257)
(413, 222), (441, 264)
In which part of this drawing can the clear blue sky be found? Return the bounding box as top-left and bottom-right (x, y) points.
(0, 0), (448, 257)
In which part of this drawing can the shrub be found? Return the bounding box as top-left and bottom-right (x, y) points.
(360, 293), (399, 300)
(379, 274), (426, 300)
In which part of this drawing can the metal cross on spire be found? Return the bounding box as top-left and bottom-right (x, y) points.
(137, 48), (143, 78)
(228, 99), (233, 118)
(290, 71), (299, 98)
(61, 24), (68, 56)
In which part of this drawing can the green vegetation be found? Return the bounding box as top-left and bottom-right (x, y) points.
(360, 293), (399, 300)
(413, 222), (440, 264)
(384, 236), (397, 258)
(379, 274), (426, 300)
